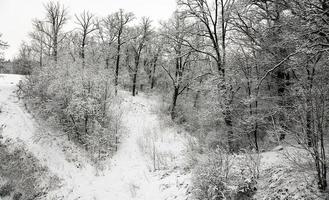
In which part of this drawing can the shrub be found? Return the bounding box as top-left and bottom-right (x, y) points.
(192, 148), (261, 200)
(234, 177), (257, 200)
(0, 181), (14, 197)
(13, 192), (22, 200)
(192, 148), (234, 200)
(21, 61), (122, 163)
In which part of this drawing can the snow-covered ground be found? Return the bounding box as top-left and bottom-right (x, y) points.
(0, 74), (190, 200)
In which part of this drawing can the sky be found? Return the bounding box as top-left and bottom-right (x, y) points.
(0, 0), (176, 59)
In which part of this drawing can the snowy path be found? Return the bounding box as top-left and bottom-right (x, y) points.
(0, 74), (188, 200)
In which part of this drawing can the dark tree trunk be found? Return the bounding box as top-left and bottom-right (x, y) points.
(115, 54), (120, 95)
(132, 50), (141, 96)
(81, 42), (85, 68)
(319, 130), (327, 190)
(316, 104), (327, 190)
(115, 37), (121, 95)
(306, 107), (312, 147)
(254, 96), (259, 152)
(254, 122), (259, 152)
(151, 58), (157, 89)
(53, 32), (58, 62)
(306, 67), (315, 146)
(132, 69), (138, 96)
(84, 114), (88, 135)
(105, 57), (110, 69)
(171, 86), (179, 119)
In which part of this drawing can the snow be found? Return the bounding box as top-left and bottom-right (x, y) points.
(0, 74), (190, 200)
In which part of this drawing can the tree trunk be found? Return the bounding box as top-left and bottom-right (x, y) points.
(115, 40), (121, 95)
(105, 57), (110, 69)
(225, 108), (235, 152)
(132, 69), (138, 96)
(254, 122), (259, 152)
(254, 98), (259, 152)
(320, 134), (327, 190)
(306, 107), (313, 147)
(53, 34), (58, 62)
(115, 54), (120, 95)
(316, 107), (327, 190)
(171, 86), (179, 119)
(81, 40), (85, 68)
(132, 52), (141, 96)
(151, 58), (157, 89)
(306, 67), (314, 146)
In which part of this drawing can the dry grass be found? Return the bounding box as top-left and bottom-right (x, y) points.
(0, 138), (59, 199)
(137, 126), (184, 171)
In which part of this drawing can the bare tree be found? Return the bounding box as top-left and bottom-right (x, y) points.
(106, 10), (134, 95)
(160, 13), (204, 118)
(178, 0), (237, 151)
(128, 17), (152, 96)
(281, 0), (329, 190)
(33, 1), (68, 62)
(143, 36), (162, 89)
(75, 11), (97, 68)
(29, 31), (45, 68)
(178, 0), (235, 75)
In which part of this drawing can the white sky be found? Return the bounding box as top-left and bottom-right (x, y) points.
(0, 0), (176, 59)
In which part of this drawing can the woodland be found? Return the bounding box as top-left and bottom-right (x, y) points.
(0, 0), (329, 199)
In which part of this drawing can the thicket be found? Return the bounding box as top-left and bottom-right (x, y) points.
(21, 59), (122, 162)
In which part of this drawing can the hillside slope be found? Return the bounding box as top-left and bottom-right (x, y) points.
(0, 74), (190, 200)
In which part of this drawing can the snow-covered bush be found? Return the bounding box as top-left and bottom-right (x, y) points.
(192, 148), (261, 200)
(234, 177), (257, 200)
(238, 151), (261, 180)
(192, 148), (234, 200)
(22, 58), (123, 162)
(254, 165), (327, 200)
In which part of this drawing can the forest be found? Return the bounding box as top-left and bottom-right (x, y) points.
(0, 0), (329, 199)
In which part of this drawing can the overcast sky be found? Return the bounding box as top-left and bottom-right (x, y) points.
(0, 0), (176, 59)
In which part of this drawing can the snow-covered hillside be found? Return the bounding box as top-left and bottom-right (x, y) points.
(0, 74), (190, 200)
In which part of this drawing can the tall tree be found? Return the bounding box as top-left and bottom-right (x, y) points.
(160, 13), (210, 119)
(29, 31), (45, 68)
(161, 14), (191, 119)
(283, 0), (329, 190)
(142, 34), (162, 89)
(33, 1), (68, 62)
(178, 0), (238, 151)
(128, 17), (152, 96)
(75, 11), (97, 68)
(105, 10), (134, 95)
